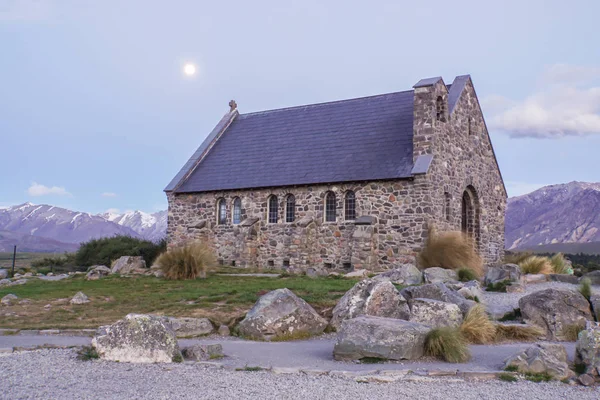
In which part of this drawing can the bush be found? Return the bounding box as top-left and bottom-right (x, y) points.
(460, 305), (496, 344)
(75, 236), (166, 267)
(498, 372), (518, 382)
(518, 256), (552, 275)
(424, 327), (471, 363)
(503, 251), (533, 265)
(76, 345), (99, 361)
(494, 324), (544, 342)
(156, 242), (216, 280)
(457, 268), (477, 282)
(579, 277), (592, 300)
(550, 253), (569, 274)
(418, 227), (483, 277)
(31, 253), (78, 273)
(486, 279), (511, 293)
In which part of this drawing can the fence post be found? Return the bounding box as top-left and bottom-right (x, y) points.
(11, 245), (16, 276)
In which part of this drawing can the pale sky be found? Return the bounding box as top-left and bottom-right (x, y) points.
(1, 0), (600, 213)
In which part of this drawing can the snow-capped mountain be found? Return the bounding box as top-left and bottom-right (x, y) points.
(99, 210), (167, 242)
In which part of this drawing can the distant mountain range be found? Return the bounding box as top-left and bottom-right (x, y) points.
(506, 181), (600, 250)
(0, 203), (167, 252)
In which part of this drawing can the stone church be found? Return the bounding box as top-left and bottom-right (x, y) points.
(165, 75), (506, 271)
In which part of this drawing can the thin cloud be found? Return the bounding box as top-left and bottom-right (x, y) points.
(485, 64), (600, 138)
(102, 192), (117, 197)
(27, 182), (71, 197)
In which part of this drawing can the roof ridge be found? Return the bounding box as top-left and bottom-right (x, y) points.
(239, 89), (414, 117)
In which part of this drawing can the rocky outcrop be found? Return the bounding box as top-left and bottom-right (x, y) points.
(575, 321), (600, 376)
(373, 264), (422, 285)
(159, 317), (214, 338)
(408, 298), (462, 328)
(484, 264), (521, 285)
(504, 343), (574, 380)
(92, 314), (180, 363)
(329, 279), (410, 331)
(0, 269), (7, 279)
(237, 288), (327, 341)
(423, 267), (458, 284)
(590, 294), (600, 322)
(86, 265), (111, 281)
(400, 283), (475, 316)
(333, 316), (430, 361)
(519, 289), (593, 341)
(181, 344), (223, 361)
(1, 294), (17, 306)
(582, 271), (600, 285)
(344, 270), (369, 279)
(111, 256), (147, 275)
(70, 292), (90, 305)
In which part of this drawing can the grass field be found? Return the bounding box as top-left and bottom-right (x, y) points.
(0, 273), (357, 330)
(0, 252), (56, 271)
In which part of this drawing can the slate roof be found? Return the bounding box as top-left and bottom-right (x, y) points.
(173, 90), (415, 193)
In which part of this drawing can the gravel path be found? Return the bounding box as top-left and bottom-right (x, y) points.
(1, 349), (598, 400)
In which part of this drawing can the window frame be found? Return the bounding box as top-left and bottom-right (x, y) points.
(268, 195), (278, 224)
(436, 96), (446, 122)
(285, 194), (296, 223)
(344, 190), (356, 221)
(324, 191), (336, 222)
(217, 198), (227, 225)
(232, 197), (242, 225)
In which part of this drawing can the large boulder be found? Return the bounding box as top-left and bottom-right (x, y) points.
(333, 316), (430, 361)
(159, 317), (214, 338)
(423, 267), (458, 284)
(504, 343), (574, 380)
(373, 264), (422, 285)
(400, 283), (476, 316)
(0, 269), (7, 279)
(582, 270), (600, 285)
(92, 314), (181, 363)
(70, 292), (90, 305)
(111, 256), (147, 275)
(86, 265), (111, 281)
(409, 298), (462, 328)
(519, 288), (593, 341)
(329, 279), (410, 331)
(237, 288), (327, 341)
(484, 264), (521, 285)
(1, 294), (17, 306)
(575, 321), (600, 376)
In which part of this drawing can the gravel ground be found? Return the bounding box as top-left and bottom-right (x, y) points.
(482, 281), (599, 318)
(0, 349), (598, 400)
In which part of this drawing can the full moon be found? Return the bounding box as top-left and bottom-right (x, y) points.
(183, 63), (196, 76)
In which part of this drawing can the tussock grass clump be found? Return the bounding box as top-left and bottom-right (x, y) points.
(418, 227), (483, 277)
(503, 251), (533, 265)
(579, 277), (592, 300)
(157, 242), (216, 280)
(524, 372), (552, 382)
(562, 324), (585, 342)
(457, 268), (478, 283)
(498, 372), (518, 382)
(460, 305), (497, 344)
(76, 345), (99, 361)
(494, 324), (544, 342)
(424, 327), (471, 363)
(550, 253), (569, 274)
(518, 256), (553, 275)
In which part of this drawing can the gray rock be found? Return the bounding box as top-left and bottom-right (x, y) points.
(524, 274), (548, 284)
(1, 294), (17, 306)
(423, 267), (458, 284)
(578, 374), (595, 386)
(86, 265), (111, 281)
(306, 267), (328, 278)
(111, 256), (147, 275)
(218, 325), (230, 336)
(0, 279), (10, 286)
(401, 283), (476, 316)
(575, 321), (600, 376)
(23, 272), (33, 277)
(373, 264), (422, 285)
(70, 292), (90, 305)
(484, 264), (521, 285)
(91, 314), (181, 363)
(409, 298), (462, 328)
(38, 274), (68, 281)
(344, 270), (369, 279)
(0, 269), (7, 279)
(181, 344), (223, 361)
(504, 343), (574, 380)
(237, 288), (327, 341)
(548, 274), (579, 284)
(159, 317), (214, 338)
(8, 279), (28, 286)
(582, 271), (600, 285)
(519, 288), (593, 341)
(330, 279), (410, 331)
(506, 283), (525, 293)
(333, 316), (430, 361)
(456, 281), (484, 302)
(590, 294), (600, 322)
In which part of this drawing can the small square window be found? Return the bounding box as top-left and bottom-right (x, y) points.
(268, 260), (274, 267)
(283, 259), (290, 268)
(343, 262), (352, 271)
(324, 262), (333, 269)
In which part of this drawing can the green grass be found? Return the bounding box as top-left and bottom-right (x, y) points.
(0, 252), (59, 272)
(0, 272), (355, 329)
(498, 373), (518, 382)
(486, 280), (511, 293)
(498, 309), (521, 322)
(579, 278), (592, 300)
(235, 366), (265, 372)
(504, 365), (519, 372)
(457, 268), (477, 282)
(76, 345), (99, 361)
(573, 363), (587, 375)
(359, 357), (387, 364)
(524, 372), (552, 382)
(172, 353), (184, 363)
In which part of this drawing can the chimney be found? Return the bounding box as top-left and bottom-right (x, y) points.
(412, 77), (448, 163)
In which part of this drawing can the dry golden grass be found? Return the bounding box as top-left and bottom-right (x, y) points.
(562, 324), (585, 342)
(460, 305), (497, 344)
(503, 251), (533, 265)
(549, 253), (569, 274)
(157, 242), (217, 280)
(418, 227), (483, 277)
(424, 327), (471, 363)
(518, 256), (553, 275)
(494, 323), (544, 342)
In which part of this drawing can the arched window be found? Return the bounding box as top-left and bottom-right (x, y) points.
(461, 186), (481, 249)
(268, 195), (278, 223)
(344, 191), (356, 221)
(285, 194), (295, 223)
(325, 191), (336, 222)
(217, 199), (227, 225)
(436, 96), (446, 122)
(232, 197), (242, 224)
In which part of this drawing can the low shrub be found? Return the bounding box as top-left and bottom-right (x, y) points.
(518, 256), (552, 275)
(75, 236), (166, 267)
(457, 268), (477, 282)
(562, 324), (585, 342)
(498, 372), (518, 382)
(504, 365), (519, 372)
(503, 251), (533, 265)
(550, 253), (569, 274)
(579, 277), (592, 300)
(424, 327), (471, 363)
(418, 227), (483, 277)
(76, 345), (99, 361)
(31, 253), (78, 272)
(486, 280), (511, 293)
(524, 372), (552, 382)
(498, 309), (521, 322)
(494, 324), (544, 342)
(156, 242), (216, 280)
(460, 305), (496, 344)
